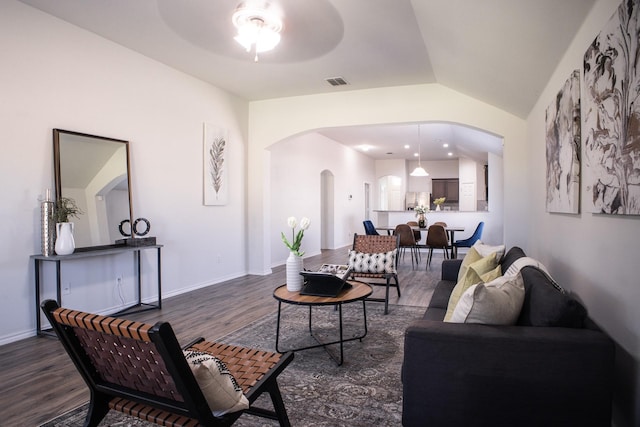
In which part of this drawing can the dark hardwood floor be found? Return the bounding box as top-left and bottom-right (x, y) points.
(0, 246), (444, 426)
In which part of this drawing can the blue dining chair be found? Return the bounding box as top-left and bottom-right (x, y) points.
(363, 220), (380, 235)
(452, 221), (484, 258)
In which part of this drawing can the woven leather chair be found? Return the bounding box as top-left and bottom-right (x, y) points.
(41, 300), (294, 427)
(349, 234), (400, 314)
(425, 224), (450, 268)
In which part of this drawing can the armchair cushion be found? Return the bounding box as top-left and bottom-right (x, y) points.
(184, 350), (249, 416)
(348, 249), (397, 273)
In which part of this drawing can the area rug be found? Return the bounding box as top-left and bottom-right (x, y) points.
(40, 303), (424, 426)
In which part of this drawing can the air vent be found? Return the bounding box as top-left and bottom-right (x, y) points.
(325, 77), (349, 87)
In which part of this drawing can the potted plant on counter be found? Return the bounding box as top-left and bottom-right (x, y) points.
(51, 197), (83, 255)
(433, 197), (446, 211)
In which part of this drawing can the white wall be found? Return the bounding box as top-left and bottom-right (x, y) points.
(0, 1), (248, 343)
(248, 85), (527, 275)
(269, 132), (375, 266)
(526, 0), (639, 425)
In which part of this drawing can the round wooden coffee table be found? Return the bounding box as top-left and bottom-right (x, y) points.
(273, 281), (372, 366)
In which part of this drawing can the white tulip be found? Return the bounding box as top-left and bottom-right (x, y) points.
(287, 216), (297, 229)
(300, 217), (310, 230)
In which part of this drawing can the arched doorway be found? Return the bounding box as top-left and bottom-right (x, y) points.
(320, 170), (334, 249)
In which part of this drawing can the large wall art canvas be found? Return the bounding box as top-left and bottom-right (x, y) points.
(203, 123), (228, 206)
(546, 69), (581, 214)
(583, 0), (640, 215)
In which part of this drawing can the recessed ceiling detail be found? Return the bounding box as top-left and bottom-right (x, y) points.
(156, 0), (343, 63)
(318, 122), (503, 163)
(17, 0), (594, 111)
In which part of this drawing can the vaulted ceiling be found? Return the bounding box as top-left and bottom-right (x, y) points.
(18, 0), (596, 160)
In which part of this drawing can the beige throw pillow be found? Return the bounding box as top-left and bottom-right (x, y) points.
(472, 241), (506, 260)
(444, 252), (499, 321)
(448, 273), (525, 325)
(183, 350), (249, 416)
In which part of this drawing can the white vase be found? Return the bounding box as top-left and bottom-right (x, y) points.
(286, 252), (304, 292)
(436, 204), (441, 211)
(55, 222), (75, 255)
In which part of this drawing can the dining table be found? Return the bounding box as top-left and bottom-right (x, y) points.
(375, 225), (465, 248)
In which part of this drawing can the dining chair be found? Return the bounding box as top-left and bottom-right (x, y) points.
(452, 221), (485, 258)
(425, 224), (450, 268)
(362, 220), (380, 235)
(395, 224), (420, 268)
(406, 221), (422, 248)
(432, 221), (449, 245)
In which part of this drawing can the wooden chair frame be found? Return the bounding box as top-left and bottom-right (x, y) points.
(348, 234), (401, 314)
(395, 224), (420, 268)
(425, 224), (450, 268)
(41, 300), (293, 427)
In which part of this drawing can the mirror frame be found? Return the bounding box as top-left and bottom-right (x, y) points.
(53, 129), (133, 249)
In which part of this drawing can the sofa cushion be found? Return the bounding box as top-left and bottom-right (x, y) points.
(448, 273), (525, 325)
(444, 252), (499, 321)
(517, 266), (587, 328)
(504, 256), (565, 292)
(429, 280), (456, 310)
(499, 246), (526, 274)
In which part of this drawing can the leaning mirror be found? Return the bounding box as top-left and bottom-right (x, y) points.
(53, 129), (133, 249)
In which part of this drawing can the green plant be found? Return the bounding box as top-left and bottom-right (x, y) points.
(433, 197), (446, 206)
(50, 197), (83, 223)
(281, 216), (310, 257)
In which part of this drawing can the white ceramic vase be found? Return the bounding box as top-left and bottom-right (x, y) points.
(286, 252), (304, 292)
(436, 204), (441, 211)
(55, 222), (75, 255)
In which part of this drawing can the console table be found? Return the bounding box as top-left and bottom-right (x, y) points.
(31, 244), (163, 337)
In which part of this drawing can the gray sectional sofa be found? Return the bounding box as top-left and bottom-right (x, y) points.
(402, 247), (615, 427)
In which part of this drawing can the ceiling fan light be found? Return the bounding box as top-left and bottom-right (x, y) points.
(232, 3), (282, 60)
(254, 27), (281, 52)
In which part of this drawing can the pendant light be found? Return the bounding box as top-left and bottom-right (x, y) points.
(410, 125), (429, 177)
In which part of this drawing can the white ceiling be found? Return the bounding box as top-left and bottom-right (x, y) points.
(17, 0), (595, 161)
(318, 122), (503, 163)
